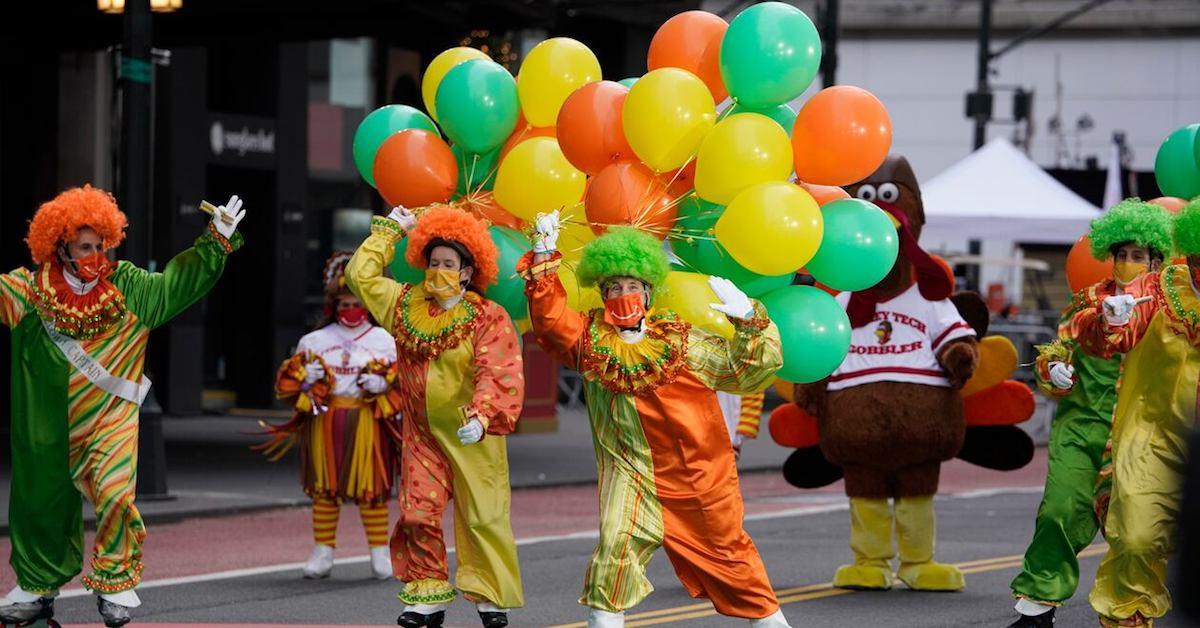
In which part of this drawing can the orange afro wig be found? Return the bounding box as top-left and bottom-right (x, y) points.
(404, 205), (499, 289)
(26, 185), (127, 265)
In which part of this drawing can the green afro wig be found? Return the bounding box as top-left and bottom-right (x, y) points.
(1088, 198), (1173, 261)
(577, 227), (670, 289)
(1173, 197), (1200, 257)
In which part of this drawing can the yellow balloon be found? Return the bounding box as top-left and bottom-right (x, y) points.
(715, 182), (823, 276)
(558, 264), (604, 313)
(695, 113), (793, 205)
(494, 137), (587, 222)
(422, 47), (490, 123)
(622, 68), (716, 173)
(657, 271), (734, 339)
(517, 38), (602, 127)
(557, 203), (596, 262)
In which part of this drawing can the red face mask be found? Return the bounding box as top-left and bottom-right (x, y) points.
(337, 305), (369, 328)
(603, 292), (646, 328)
(69, 251), (113, 283)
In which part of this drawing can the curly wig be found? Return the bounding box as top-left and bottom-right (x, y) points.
(26, 185), (127, 265)
(404, 205), (498, 289)
(1173, 197), (1200, 257)
(1089, 198), (1173, 261)
(577, 227), (669, 289)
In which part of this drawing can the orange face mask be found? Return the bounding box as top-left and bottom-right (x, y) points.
(67, 251), (113, 283)
(603, 292), (646, 328)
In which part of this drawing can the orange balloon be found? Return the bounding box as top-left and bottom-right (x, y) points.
(373, 129), (457, 208)
(1066, 234), (1112, 293)
(456, 190), (525, 231)
(768, 403), (820, 449)
(585, 160), (678, 238)
(647, 10), (729, 103)
(661, 160), (698, 193)
(499, 121), (556, 162)
(1149, 196), (1188, 213)
(557, 81), (635, 176)
(772, 378), (795, 402)
(797, 181), (850, 206)
(792, 86), (893, 186)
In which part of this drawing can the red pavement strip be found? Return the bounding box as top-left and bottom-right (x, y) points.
(0, 448), (1048, 597)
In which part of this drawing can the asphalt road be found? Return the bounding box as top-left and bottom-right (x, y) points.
(35, 490), (1195, 628)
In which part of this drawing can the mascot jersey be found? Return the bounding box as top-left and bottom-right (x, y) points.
(829, 284), (975, 391)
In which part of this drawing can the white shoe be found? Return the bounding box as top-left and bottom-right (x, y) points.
(302, 544), (334, 579)
(749, 609), (791, 627)
(587, 607), (625, 628)
(370, 546), (392, 580)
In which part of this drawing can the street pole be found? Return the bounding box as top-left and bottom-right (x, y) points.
(820, 0), (839, 88)
(973, 0), (992, 150)
(118, 0), (171, 499)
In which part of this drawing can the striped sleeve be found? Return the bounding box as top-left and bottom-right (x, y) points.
(0, 268), (33, 328)
(685, 301), (783, 395)
(736, 392), (765, 438)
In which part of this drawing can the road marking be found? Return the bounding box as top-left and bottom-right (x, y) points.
(549, 544), (1109, 627)
(52, 485), (1047, 606)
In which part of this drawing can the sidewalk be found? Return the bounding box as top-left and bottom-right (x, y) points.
(0, 405), (793, 531)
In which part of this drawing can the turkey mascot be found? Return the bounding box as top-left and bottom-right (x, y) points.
(781, 155), (1035, 592)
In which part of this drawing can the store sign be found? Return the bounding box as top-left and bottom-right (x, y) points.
(208, 114), (276, 169)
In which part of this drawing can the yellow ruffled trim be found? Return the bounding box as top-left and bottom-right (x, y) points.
(580, 309), (690, 394)
(397, 578), (457, 604)
(394, 284), (481, 360)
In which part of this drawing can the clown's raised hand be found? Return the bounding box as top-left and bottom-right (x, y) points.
(387, 205), (417, 232)
(212, 194), (246, 240)
(708, 276), (754, 320)
(533, 210), (561, 254)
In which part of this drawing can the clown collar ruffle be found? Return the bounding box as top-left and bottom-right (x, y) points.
(393, 283), (481, 360)
(579, 309), (690, 395)
(31, 262), (126, 340)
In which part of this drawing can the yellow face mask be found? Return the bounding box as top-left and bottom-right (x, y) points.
(424, 268), (463, 300)
(1113, 261), (1148, 287)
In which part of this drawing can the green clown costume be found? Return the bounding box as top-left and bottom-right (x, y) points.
(1009, 199), (1172, 623)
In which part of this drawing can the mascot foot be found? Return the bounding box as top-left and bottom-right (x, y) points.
(896, 561), (964, 591)
(833, 564), (893, 590)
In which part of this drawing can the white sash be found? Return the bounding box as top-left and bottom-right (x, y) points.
(42, 319), (152, 406)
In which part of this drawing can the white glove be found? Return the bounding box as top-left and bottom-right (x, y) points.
(708, 276), (754, 320)
(358, 373), (389, 395)
(1102, 294), (1138, 326)
(533, 210), (561, 254)
(303, 361), (326, 385)
(212, 194), (246, 240)
(387, 205), (417, 231)
(457, 418), (484, 445)
(1048, 361), (1075, 390)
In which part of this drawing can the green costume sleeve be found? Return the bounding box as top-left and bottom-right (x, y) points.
(111, 227), (243, 330)
(685, 301), (783, 395)
(345, 216), (404, 334)
(0, 268), (33, 328)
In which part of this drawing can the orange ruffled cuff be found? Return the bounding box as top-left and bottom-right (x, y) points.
(360, 358), (403, 419)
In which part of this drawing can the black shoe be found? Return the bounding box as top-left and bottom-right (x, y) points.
(397, 610), (445, 628)
(97, 597), (132, 627)
(1007, 608), (1055, 628)
(479, 611), (509, 627)
(0, 597), (54, 624)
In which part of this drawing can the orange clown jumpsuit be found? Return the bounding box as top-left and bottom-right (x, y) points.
(346, 216), (525, 608)
(524, 258), (784, 618)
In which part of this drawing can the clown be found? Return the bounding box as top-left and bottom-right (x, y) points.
(258, 251), (403, 581)
(522, 216), (791, 628)
(1070, 199), (1200, 627)
(0, 186), (245, 627)
(346, 205), (524, 628)
(1007, 199), (1172, 627)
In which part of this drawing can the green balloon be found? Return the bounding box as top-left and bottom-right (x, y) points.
(452, 144), (500, 196)
(805, 199), (899, 292)
(1155, 124), (1200, 200)
(720, 2), (822, 109)
(436, 59), (520, 155)
(388, 239), (425, 285)
(618, 77), (640, 88)
(724, 102), (797, 136)
(760, 285), (850, 383)
(671, 195), (792, 297)
(352, 105), (438, 187)
(484, 226), (530, 321)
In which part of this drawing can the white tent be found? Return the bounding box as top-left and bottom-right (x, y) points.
(918, 137), (1102, 248)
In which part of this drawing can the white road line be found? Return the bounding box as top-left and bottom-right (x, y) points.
(53, 485), (1040, 599)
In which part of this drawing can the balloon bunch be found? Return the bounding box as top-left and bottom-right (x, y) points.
(353, 2), (899, 381)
